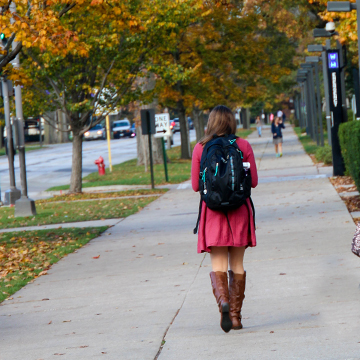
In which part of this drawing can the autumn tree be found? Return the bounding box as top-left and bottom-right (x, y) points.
(6, 0), (205, 193)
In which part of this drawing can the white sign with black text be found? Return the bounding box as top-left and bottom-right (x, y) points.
(154, 113), (171, 138)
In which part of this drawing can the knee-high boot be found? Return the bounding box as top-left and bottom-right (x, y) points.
(228, 270), (246, 330)
(210, 271), (232, 333)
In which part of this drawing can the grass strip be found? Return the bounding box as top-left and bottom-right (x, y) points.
(48, 130), (254, 192)
(0, 145), (47, 157)
(0, 197), (158, 229)
(0, 227), (107, 303)
(38, 188), (169, 203)
(236, 128), (255, 138)
(294, 127), (331, 164)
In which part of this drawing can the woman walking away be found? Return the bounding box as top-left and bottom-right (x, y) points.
(191, 105), (258, 333)
(271, 116), (285, 157)
(255, 115), (262, 137)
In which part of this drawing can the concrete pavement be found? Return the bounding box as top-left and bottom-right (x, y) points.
(1, 126), (359, 359)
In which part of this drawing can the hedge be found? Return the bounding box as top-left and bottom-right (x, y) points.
(339, 121), (360, 190)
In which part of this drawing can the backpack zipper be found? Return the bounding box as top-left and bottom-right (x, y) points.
(230, 156), (235, 191)
(215, 163), (219, 176)
(202, 168), (207, 194)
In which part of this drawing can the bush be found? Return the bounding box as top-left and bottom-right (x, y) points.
(339, 121), (360, 191)
(315, 145), (332, 165)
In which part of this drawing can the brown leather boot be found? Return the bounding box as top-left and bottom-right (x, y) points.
(210, 271), (232, 333)
(228, 270), (246, 330)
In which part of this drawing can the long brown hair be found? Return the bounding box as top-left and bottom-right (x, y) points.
(200, 105), (237, 146)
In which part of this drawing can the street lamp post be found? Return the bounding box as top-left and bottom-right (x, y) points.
(1, 78), (21, 205)
(301, 64), (318, 143)
(306, 56), (324, 146)
(298, 69), (313, 136)
(308, 43), (333, 146)
(314, 26), (348, 124)
(328, 1), (360, 120)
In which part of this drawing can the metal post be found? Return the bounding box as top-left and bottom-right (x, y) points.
(305, 78), (312, 134)
(12, 49), (36, 216)
(147, 113), (155, 189)
(39, 117), (42, 147)
(105, 115), (113, 172)
(309, 68), (319, 144)
(300, 83), (305, 128)
(305, 75), (313, 137)
(315, 63), (324, 146)
(161, 137), (169, 182)
(323, 40), (332, 145)
(2, 78), (21, 205)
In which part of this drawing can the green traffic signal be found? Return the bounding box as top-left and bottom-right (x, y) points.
(0, 33), (4, 40)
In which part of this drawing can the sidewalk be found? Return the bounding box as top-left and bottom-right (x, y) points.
(1, 126), (359, 359)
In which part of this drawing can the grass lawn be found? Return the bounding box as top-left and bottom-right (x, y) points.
(38, 188), (168, 203)
(48, 129), (255, 191)
(0, 227), (107, 302)
(0, 145), (47, 157)
(236, 128), (255, 138)
(294, 127), (331, 164)
(0, 196), (158, 229)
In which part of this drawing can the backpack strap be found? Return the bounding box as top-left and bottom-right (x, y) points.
(193, 197), (203, 234)
(249, 197), (256, 229)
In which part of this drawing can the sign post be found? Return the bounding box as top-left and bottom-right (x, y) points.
(141, 109), (156, 189)
(105, 115), (113, 172)
(154, 113), (171, 182)
(327, 49), (345, 176)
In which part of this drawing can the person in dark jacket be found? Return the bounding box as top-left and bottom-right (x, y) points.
(271, 116), (285, 157)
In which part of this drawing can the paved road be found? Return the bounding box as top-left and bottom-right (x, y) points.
(1, 126), (359, 359)
(0, 130), (196, 199)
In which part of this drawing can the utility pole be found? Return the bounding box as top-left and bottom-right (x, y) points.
(1, 78), (21, 205)
(7, 1), (36, 216)
(12, 48), (36, 216)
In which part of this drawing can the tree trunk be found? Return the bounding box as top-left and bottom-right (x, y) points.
(193, 107), (204, 143)
(136, 124), (163, 166)
(241, 108), (251, 129)
(135, 73), (164, 166)
(69, 131), (83, 193)
(179, 106), (191, 159)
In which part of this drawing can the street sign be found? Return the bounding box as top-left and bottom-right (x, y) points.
(140, 109), (155, 135)
(154, 113), (171, 138)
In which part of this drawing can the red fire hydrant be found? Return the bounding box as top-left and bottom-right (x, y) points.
(95, 156), (106, 176)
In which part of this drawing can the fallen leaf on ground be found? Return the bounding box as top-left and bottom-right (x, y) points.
(93, 255), (100, 259)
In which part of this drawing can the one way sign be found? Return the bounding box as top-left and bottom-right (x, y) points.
(154, 113), (171, 138)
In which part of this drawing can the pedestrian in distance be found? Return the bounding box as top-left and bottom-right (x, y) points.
(191, 105), (258, 333)
(255, 115), (262, 137)
(272, 116), (285, 157)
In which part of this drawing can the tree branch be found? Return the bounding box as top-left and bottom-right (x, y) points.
(58, 2), (76, 18)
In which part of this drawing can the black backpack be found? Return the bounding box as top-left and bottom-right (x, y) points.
(193, 134), (255, 234)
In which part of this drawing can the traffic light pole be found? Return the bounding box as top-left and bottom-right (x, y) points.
(2, 78), (21, 205)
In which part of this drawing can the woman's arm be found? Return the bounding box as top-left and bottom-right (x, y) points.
(191, 143), (202, 192)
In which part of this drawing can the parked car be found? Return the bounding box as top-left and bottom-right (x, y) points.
(130, 123), (136, 138)
(84, 124), (105, 140)
(170, 118), (180, 133)
(113, 119), (132, 139)
(187, 117), (194, 130)
(170, 117), (193, 133)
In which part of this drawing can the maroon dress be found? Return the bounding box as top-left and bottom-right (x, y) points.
(191, 138), (258, 253)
